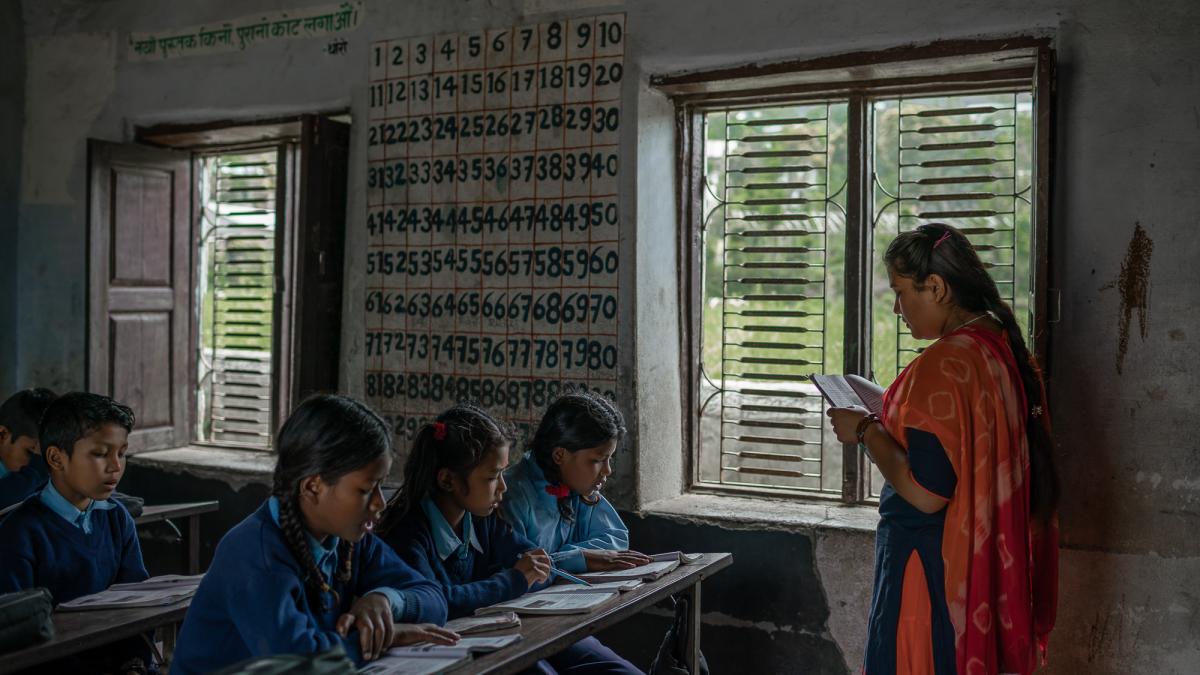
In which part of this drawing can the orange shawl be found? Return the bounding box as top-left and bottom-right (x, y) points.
(881, 325), (1058, 675)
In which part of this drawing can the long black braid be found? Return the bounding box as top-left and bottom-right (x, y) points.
(528, 390), (626, 522)
(885, 223), (1059, 522)
(272, 394), (392, 609)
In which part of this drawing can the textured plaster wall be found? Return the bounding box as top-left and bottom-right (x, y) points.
(11, 0), (1200, 672)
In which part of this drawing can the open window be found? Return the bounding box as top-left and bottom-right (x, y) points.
(86, 114), (349, 453)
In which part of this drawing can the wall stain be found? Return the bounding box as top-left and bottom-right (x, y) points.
(1100, 223), (1154, 374)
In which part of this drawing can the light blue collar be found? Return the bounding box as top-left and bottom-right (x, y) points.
(39, 481), (115, 533)
(0, 461), (8, 478)
(267, 496), (340, 578)
(421, 497), (482, 561)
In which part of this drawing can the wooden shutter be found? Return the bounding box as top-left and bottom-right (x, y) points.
(290, 115), (349, 404)
(87, 140), (191, 453)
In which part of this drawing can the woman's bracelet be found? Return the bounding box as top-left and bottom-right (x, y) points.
(855, 413), (881, 444)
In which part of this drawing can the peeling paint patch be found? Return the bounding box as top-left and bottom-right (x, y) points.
(1101, 223), (1154, 374)
(1170, 476), (1200, 492)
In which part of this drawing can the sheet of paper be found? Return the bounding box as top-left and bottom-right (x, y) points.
(479, 591), (613, 614)
(537, 580), (638, 594)
(58, 586), (196, 611)
(444, 612), (519, 634)
(358, 655), (464, 675)
(578, 560), (677, 581)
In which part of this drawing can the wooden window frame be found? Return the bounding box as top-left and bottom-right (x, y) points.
(135, 113), (349, 451)
(664, 38), (1055, 503)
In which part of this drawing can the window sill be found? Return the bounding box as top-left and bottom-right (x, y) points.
(130, 446), (275, 489)
(638, 492), (880, 535)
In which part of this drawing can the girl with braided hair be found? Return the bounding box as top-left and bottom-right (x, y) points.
(172, 395), (455, 675)
(826, 224), (1059, 675)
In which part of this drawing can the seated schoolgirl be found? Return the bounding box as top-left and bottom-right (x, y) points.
(501, 391), (651, 574)
(171, 395), (457, 675)
(380, 402), (644, 674)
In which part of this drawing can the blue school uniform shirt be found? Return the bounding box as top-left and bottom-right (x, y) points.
(171, 498), (448, 675)
(381, 498), (541, 619)
(0, 481), (148, 602)
(0, 453), (50, 510)
(500, 453), (630, 573)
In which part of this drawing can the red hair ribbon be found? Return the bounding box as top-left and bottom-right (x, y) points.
(544, 483), (570, 498)
(933, 231), (953, 249)
(432, 422), (447, 441)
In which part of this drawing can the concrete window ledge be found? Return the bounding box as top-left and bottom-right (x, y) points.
(638, 492), (880, 534)
(130, 446), (275, 489)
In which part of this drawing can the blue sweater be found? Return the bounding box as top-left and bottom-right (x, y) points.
(381, 506), (539, 619)
(171, 501), (449, 674)
(0, 494), (148, 601)
(501, 454), (631, 573)
(0, 454), (49, 510)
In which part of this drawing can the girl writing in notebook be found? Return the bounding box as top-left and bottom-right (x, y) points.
(501, 391), (651, 574)
(172, 395), (456, 674)
(380, 402), (644, 674)
(825, 224), (1059, 675)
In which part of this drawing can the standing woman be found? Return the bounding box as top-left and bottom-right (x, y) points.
(827, 224), (1059, 675)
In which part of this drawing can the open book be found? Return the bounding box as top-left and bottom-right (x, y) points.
(444, 611), (520, 635)
(648, 551), (703, 565)
(576, 559), (679, 584)
(58, 574), (204, 611)
(359, 636), (522, 675)
(475, 591), (615, 616)
(809, 374), (883, 415)
(539, 579), (644, 594)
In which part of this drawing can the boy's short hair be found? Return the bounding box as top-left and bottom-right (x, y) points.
(39, 392), (135, 456)
(0, 388), (58, 441)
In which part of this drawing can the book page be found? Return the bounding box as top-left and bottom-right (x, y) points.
(578, 559), (678, 582)
(444, 612), (519, 634)
(358, 655), (464, 675)
(58, 586), (196, 611)
(810, 374), (867, 409)
(478, 591), (613, 615)
(538, 580), (638, 594)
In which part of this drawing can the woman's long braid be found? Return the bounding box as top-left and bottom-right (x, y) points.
(979, 283), (1059, 522)
(337, 539), (355, 586)
(277, 494), (340, 607)
(890, 224), (1060, 523)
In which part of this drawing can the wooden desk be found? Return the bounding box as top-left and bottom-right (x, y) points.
(135, 501), (219, 574)
(446, 552), (733, 675)
(0, 599), (190, 674)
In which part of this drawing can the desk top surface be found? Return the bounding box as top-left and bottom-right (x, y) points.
(445, 552), (732, 675)
(0, 599), (191, 674)
(135, 500), (220, 524)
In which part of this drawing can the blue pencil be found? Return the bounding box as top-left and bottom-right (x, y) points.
(552, 566), (593, 587)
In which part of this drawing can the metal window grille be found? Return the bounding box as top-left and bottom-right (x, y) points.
(195, 150), (279, 450)
(694, 87), (1038, 501)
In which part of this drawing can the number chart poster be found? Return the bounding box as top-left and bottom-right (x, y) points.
(365, 14), (625, 442)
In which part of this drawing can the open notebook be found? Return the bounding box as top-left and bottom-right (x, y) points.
(475, 591), (615, 616)
(576, 559), (679, 584)
(359, 636), (522, 675)
(58, 574), (205, 611)
(444, 612), (520, 635)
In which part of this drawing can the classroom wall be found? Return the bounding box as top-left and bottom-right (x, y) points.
(12, 0), (1200, 673)
(0, 0), (23, 395)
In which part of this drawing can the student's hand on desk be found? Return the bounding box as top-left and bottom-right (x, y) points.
(583, 549), (652, 571)
(826, 406), (870, 444)
(337, 593), (395, 661)
(516, 548), (552, 586)
(391, 623), (461, 647)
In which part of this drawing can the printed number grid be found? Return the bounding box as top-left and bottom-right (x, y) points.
(365, 15), (625, 443)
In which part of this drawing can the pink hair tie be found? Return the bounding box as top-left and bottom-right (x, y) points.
(933, 231), (953, 249)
